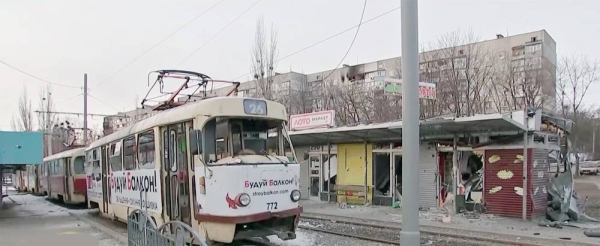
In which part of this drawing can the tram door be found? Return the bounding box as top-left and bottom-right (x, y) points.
(64, 158), (71, 202)
(163, 123), (192, 226)
(101, 147), (109, 213)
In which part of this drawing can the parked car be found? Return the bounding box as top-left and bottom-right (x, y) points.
(580, 161), (600, 175)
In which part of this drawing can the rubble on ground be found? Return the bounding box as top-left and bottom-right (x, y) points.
(544, 169), (600, 237)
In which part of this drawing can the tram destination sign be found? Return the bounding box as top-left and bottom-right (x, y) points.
(243, 99), (268, 115)
(110, 169), (162, 213)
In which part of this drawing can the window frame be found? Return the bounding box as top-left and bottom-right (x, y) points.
(109, 141), (123, 172)
(73, 156), (86, 175)
(123, 136), (137, 171)
(137, 130), (156, 170)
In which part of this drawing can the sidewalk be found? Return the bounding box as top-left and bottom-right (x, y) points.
(300, 200), (600, 245)
(0, 192), (124, 246)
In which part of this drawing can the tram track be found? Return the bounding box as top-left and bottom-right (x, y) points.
(298, 224), (398, 245)
(299, 217), (522, 246)
(299, 215), (600, 246)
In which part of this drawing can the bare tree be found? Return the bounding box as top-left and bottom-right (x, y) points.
(557, 54), (600, 176)
(321, 78), (375, 126)
(251, 16), (278, 100)
(488, 47), (555, 113)
(37, 85), (56, 132)
(288, 78), (311, 115)
(12, 85), (34, 131)
(420, 30), (495, 117)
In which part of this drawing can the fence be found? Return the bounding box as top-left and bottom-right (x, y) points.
(127, 190), (208, 246)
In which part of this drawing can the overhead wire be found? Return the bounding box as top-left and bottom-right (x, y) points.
(55, 93), (83, 105)
(174, 0), (263, 68)
(230, 3), (398, 81)
(87, 93), (121, 112)
(0, 59), (81, 89)
(314, 0), (367, 82)
(96, 0), (227, 87)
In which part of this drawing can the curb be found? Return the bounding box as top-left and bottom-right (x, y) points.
(301, 213), (597, 246)
(68, 211), (128, 244)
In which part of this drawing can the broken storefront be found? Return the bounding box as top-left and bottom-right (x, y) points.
(289, 110), (561, 218)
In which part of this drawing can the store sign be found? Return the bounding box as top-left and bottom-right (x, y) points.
(375, 76), (436, 99)
(109, 169), (162, 213)
(289, 110), (335, 131)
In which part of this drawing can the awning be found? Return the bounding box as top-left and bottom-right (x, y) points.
(289, 112), (527, 146)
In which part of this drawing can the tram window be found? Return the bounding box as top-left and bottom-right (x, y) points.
(231, 123), (243, 155)
(58, 159), (64, 175)
(241, 119), (269, 153)
(163, 129), (169, 172)
(109, 142), (123, 171)
(189, 129), (202, 156)
(65, 158), (71, 175)
(176, 124), (187, 172)
(202, 119), (217, 162)
(138, 130), (155, 170)
(73, 156), (85, 174)
(123, 137), (136, 170)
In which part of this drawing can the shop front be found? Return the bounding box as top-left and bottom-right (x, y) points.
(289, 110), (548, 212)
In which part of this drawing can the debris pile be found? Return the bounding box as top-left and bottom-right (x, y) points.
(544, 169), (600, 238)
(546, 169), (579, 223)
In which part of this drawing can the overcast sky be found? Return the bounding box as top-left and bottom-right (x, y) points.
(1, 0), (599, 131)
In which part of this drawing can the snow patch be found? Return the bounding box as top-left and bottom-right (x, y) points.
(2, 185), (16, 191)
(266, 230), (316, 246)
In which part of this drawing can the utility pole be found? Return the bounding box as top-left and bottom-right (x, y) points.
(45, 92), (52, 156)
(522, 108), (529, 221)
(83, 74), (88, 146)
(400, 0), (420, 245)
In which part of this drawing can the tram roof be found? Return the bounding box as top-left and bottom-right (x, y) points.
(289, 111), (530, 146)
(88, 97), (287, 150)
(43, 147), (86, 162)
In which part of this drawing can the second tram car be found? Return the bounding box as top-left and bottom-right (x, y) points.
(86, 97), (302, 244)
(42, 147), (88, 204)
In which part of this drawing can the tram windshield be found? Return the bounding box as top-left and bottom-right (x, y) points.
(193, 117), (293, 165)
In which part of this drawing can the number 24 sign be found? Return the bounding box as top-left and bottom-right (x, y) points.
(243, 99), (268, 115)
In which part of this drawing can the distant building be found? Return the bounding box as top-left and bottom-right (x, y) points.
(190, 30), (557, 125)
(102, 108), (156, 136)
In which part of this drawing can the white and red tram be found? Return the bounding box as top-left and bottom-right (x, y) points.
(85, 96), (302, 244)
(41, 147), (87, 204)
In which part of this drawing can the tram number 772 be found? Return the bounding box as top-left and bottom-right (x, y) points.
(266, 202), (278, 210)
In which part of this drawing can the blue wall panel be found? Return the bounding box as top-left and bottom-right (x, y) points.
(0, 131), (43, 165)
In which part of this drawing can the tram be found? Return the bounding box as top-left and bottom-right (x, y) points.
(85, 96), (302, 244)
(41, 147), (88, 204)
(11, 165), (41, 194)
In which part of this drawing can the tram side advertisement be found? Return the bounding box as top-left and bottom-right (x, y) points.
(86, 171), (103, 199)
(110, 169), (162, 213)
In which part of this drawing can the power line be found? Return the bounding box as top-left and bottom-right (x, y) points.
(321, 0), (368, 82)
(34, 110), (113, 117)
(0, 59), (81, 89)
(175, 0), (263, 68)
(231, 4), (400, 81)
(96, 0), (226, 87)
(55, 93), (83, 105)
(88, 93), (121, 112)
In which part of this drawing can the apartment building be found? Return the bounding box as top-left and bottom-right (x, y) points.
(192, 30), (557, 124)
(102, 107), (156, 136)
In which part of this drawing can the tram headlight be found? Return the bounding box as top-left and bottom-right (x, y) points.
(290, 189), (301, 202)
(236, 193), (251, 207)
